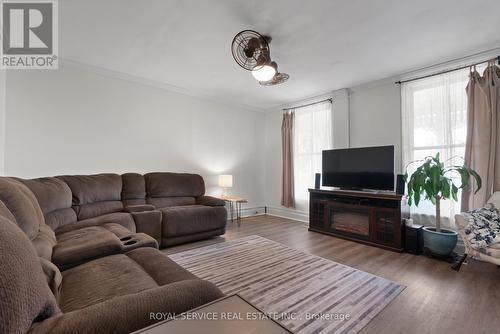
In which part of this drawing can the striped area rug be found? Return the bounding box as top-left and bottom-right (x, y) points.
(170, 235), (404, 334)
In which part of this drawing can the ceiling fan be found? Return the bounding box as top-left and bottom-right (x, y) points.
(231, 30), (289, 86)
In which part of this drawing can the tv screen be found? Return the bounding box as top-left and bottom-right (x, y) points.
(322, 146), (395, 191)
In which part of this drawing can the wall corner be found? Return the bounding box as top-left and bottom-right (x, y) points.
(0, 70), (5, 176)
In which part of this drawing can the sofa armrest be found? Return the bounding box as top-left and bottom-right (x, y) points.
(487, 192), (500, 208)
(196, 196), (226, 207)
(123, 204), (156, 213)
(131, 210), (162, 244)
(28, 279), (224, 334)
(454, 213), (469, 231)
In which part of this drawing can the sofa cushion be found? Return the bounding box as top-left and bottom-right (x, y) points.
(122, 173), (146, 206)
(487, 192), (500, 208)
(126, 247), (196, 285)
(16, 177), (72, 214)
(52, 225), (125, 269)
(26, 279), (223, 334)
(160, 205), (227, 237)
(0, 177), (44, 240)
(0, 216), (59, 334)
(0, 199), (16, 222)
(32, 224), (57, 260)
(196, 195), (226, 206)
(123, 204), (155, 213)
(54, 212), (136, 235)
(53, 222), (158, 270)
(145, 172), (205, 198)
(17, 177), (76, 230)
(44, 208), (78, 231)
(74, 201), (124, 221)
(39, 257), (63, 302)
(161, 228), (226, 248)
(57, 174), (123, 220)
(146, 196), (196, 208)
(17, 177), (71, 214)
(59, 247), (197, 313)
(132, 210), (162, 244)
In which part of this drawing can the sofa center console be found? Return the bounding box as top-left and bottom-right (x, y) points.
(309, 188), (410, 252)
(120, 233), (158, 251)
(52, 223), (159, 270)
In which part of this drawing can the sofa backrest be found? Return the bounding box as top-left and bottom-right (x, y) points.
(0, 177), (57, 261)
(144, 172), (205, 208)
(57, 174), (124, 220)
(0, 213), (59, 334)
(18, 177), (77, 231)
(0, 177), (45, 240)
(122, 173), (147, 206)
(0, 198), (16, 222)
(1, 173), (208, 231)
(487, 192), (500, 208)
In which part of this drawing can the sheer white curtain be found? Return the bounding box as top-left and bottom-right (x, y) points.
(401, 66), (484, 228)
(293, 101), (333, 211)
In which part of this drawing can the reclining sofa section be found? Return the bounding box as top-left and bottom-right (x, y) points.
(0, 176), (224, 334)
(19, 172), (227, 248)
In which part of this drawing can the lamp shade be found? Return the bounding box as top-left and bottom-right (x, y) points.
(218, 175), (233, 188)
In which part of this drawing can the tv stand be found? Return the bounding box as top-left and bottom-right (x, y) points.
(308, 188), (410, 252)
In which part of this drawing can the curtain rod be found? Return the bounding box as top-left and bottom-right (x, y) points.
(395, 55), (500, 85)
(283, 98), (332, 111)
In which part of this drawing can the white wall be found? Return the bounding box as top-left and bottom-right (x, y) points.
(263, 80), (402, 220)
(349, 78), (402, 173)
(0, 70), (5, 176)
(4, 64), (266, 209)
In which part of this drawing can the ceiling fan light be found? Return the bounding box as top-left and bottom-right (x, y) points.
(252, 64), (276, 82)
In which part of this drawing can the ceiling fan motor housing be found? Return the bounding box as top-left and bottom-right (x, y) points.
(231, 30), (289, 85)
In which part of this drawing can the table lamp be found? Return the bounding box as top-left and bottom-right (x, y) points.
(218, 175), (233, 197)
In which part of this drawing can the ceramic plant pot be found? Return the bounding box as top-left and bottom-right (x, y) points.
(422, 226), (458, 256)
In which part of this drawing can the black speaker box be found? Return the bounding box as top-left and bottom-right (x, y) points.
(396, 174), (405, 195)
(314, 173), (321, 189)
(405, 224), (424, 255)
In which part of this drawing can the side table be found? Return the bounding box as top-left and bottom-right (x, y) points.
(218, 196), (247, 226)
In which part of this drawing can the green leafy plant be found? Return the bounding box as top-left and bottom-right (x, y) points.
(404, 153), (481, 232)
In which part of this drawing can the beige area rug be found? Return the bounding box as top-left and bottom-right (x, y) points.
(170, 235), (404, 334)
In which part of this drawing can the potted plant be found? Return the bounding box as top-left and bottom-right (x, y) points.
(404, 153), (481, 256)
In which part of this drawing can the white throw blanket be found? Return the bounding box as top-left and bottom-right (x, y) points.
(463, 203), (500, 250)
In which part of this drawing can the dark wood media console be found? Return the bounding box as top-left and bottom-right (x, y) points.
(308, 188), (410, 252)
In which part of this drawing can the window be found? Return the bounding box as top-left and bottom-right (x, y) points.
(401, 66), (483, 227)
(293, 101), (333, 211)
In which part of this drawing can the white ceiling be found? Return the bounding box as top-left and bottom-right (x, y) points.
(61, 0), (500, 111)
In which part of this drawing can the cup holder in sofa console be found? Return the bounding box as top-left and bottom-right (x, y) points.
(120, 236), (133, 242)
(123, 240), (137, 246)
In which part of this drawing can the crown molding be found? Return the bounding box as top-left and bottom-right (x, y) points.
(59, 58), (267, 113)
(397, 46), (500, 82)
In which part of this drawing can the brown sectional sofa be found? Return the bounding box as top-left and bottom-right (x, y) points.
(21, 172), (227, 249)
(0, 173), (227, 334)
(9, 172), (226, 270)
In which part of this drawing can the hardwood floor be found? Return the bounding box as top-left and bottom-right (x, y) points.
(164, 214), (500, 334)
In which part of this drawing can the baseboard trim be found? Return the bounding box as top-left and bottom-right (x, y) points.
(226, 206), (266, 221)
(266, 206), (309, 223)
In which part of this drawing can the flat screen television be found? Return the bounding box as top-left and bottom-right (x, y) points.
(322, 145), (395, 191)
